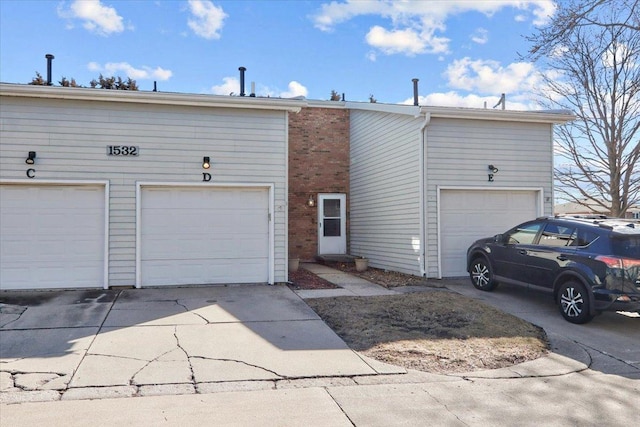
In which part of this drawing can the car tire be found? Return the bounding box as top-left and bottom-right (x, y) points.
(558, 280), (594, 324)
(469, 257), (497, 291)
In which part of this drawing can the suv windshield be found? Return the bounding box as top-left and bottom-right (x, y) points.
(611, 235), (640, 258)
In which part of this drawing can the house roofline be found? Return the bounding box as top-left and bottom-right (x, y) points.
(0, 83), (575, 123)
(0, 83), (305, 112)
(344, 100), (574, 123)
(421, 105), (574, 124)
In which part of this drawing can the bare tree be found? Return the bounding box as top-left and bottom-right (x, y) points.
(59, 77), (81, 87)
(28, 72), (46, 85)
(529, 1), (640, 217)
(528, 0), (640, 58)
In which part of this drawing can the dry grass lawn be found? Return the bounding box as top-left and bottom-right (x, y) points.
(292, 265), (549, 374)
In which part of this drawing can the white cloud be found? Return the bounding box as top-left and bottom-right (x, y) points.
(57, 0), (128, 36)
(211, 78), (308, 98)
(515, 14), (527, 23)
(187, 0), (227, 40)
(312, 0), (556, 56)
(470, 28), (488, 45)
(211, 76), (239, 95)
(401, 91), (535, 111)
(366, 26), (449, 56)
(395, 55), (552, 110)
(88, 62), (173, 80)
(280, 81), (308, 98)
(445, 57), (538, 95)
(528, 0), (556, 26)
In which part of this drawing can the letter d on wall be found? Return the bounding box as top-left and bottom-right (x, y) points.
(202, 173), (211, 182)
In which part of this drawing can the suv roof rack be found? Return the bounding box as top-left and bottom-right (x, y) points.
(553, 214), (640, 231)
(554, 214), (610, 219)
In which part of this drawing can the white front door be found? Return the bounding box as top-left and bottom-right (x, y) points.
(318, 193), (346, 255)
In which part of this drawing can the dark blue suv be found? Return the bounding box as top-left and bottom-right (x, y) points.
(467, 216), (640, 323)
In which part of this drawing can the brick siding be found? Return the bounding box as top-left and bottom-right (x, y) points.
(288, 106), (350, 261)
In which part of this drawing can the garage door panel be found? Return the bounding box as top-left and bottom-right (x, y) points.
(143, 259), (267, 286)
(440, 190), (538, 277)
(0, 184), (106, 290)
(140, 186), (270, 286)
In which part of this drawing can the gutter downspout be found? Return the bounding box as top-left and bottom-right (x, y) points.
(419, 111), (431, 277)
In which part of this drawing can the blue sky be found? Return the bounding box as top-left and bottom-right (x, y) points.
(0, 0), (557, 109)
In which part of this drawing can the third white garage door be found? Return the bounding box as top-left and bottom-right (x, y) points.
(139, 186), (270, 287)
(439, 189), (540, 277)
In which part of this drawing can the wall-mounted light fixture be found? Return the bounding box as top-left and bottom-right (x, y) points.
(25, 151), (36, 165)
(487, 164), (499, 182)
(202, 156), (210, 169)
(307, 195), (316, 207)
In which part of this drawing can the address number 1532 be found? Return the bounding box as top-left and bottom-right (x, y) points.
(107, 145), (139, 156)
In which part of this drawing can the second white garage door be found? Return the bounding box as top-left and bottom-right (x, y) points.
(439, 189), (540, 277)
(139, 186), (270, 287)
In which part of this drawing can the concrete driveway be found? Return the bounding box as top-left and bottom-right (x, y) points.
(441, 279), (640, 378)
(1, 271), (639, 426)
(0, 284), (403, 402)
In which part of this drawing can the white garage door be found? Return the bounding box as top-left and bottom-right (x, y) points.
(0, 184), (106, 290)
(440, 189), (539, 277)
(139, 186), (270, 286)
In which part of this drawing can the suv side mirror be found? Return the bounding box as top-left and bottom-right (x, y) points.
(493, 234), (504, 243)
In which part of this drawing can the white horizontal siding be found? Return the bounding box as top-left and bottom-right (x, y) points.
(0, 96), (289, 286)
(424, 117), (554, 277)
(350, 110), (423, 275)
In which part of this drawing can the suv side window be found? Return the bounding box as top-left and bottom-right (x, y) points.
(569, 227), (600, 247)
(539, 223), (576, 247)
(611, 236), (640, 258)
(506, 222), (543, 245)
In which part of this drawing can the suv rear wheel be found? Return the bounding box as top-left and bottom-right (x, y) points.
(469, 257), (497, 291)
(558, 281), (594, 324)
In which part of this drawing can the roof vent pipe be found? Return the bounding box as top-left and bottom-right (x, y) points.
(239, 66), (246, 96)
(45, 54), (54, 86)
(412, 78), (419, 106)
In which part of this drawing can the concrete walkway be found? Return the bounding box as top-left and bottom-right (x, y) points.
(293, 262), (397, 298)
(1, 264), (638, 426)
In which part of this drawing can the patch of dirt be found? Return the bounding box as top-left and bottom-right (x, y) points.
(323, 262), (434, 288)
(287, 268), (338, 290)
(293, 264), (549, 374)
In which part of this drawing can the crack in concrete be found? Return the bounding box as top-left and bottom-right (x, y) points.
(129, 344), (182, 386)
(0, 304), (28, 328)
(325, 388), (357, 426)
(66, 290), (123, 388)
(423, 389), (470, 426)
(3, 371), (68, 391)
(579, 341), (640, 372)
(174, 326), (197, 388)
(86, 353), (151, 363)
(174, 300), (209, 324)
(189, 355), (285, 379)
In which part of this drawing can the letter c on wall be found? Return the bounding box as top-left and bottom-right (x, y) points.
(26, 168), (35, 178)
